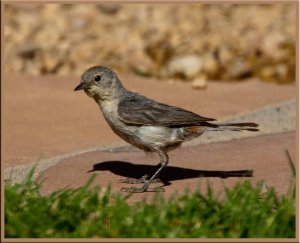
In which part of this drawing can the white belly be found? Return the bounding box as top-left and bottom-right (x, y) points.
(135, 126), (183, 148)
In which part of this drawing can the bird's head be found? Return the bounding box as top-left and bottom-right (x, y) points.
(74, 66), (124, 100)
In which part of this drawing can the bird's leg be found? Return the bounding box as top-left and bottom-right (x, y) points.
(121, 150), (169, 193)
(118, 163), (162, 184)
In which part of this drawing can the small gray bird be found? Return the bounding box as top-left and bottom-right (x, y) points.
(74, 66), (259, 193)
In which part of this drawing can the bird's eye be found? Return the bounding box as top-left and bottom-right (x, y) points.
(94, 75), (101, 81)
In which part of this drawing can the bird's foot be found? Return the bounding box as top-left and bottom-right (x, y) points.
(118, 175), (161, 184)
(121, 186), (165, 193)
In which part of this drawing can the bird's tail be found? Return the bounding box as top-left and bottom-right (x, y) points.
(203, 122), (259, 132)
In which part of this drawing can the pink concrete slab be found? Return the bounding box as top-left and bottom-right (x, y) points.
(3, 72), (296, 167)
(38, 132), (296, 203)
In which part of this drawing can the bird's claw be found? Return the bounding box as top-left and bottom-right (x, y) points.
(121, 186), (165, 193)
(118, 175), (161, 184)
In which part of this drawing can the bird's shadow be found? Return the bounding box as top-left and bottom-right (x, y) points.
(88, 161), (253, 185)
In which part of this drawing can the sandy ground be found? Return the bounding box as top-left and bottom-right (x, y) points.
(3, 73), (295, 168)
(3, 72), (297, 201)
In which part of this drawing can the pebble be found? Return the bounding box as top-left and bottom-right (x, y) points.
(167, 55), (203, 80)
(192, 79), (207, 90)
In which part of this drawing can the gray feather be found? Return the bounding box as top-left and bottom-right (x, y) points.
(118, 92), (215, 126)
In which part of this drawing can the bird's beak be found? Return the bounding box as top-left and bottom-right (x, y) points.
(74, 82), (88, 91)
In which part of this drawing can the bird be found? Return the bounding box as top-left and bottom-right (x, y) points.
(74, 66), (259, 193)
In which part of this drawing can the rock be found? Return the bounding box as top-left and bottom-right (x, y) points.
(167, 55), (203, 80)
(192, 79), (207, 90)
(262, 32), (287, 61)
(42, 55), (61, 73)
(218, 46), (233, 65)
(97, 3), (121, 14)
(17, 43), (40, 59)
(202, 53), (219, 78)
(262, 64), (290, 83)
(259, 66), (275, 81)
(275, 64), (288, 81)
(128, 52), (154, 77)
(226, 58), (253, 80)
(145, 37), (174, 65)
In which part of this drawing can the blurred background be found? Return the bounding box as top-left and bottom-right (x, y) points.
(4, 3), (296, 87)
(3, 3), (297, 203)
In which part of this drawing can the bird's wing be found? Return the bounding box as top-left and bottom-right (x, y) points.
(117, 93), (216, 126)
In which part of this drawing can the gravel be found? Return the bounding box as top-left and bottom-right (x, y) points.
(4, 4), (296, 84)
